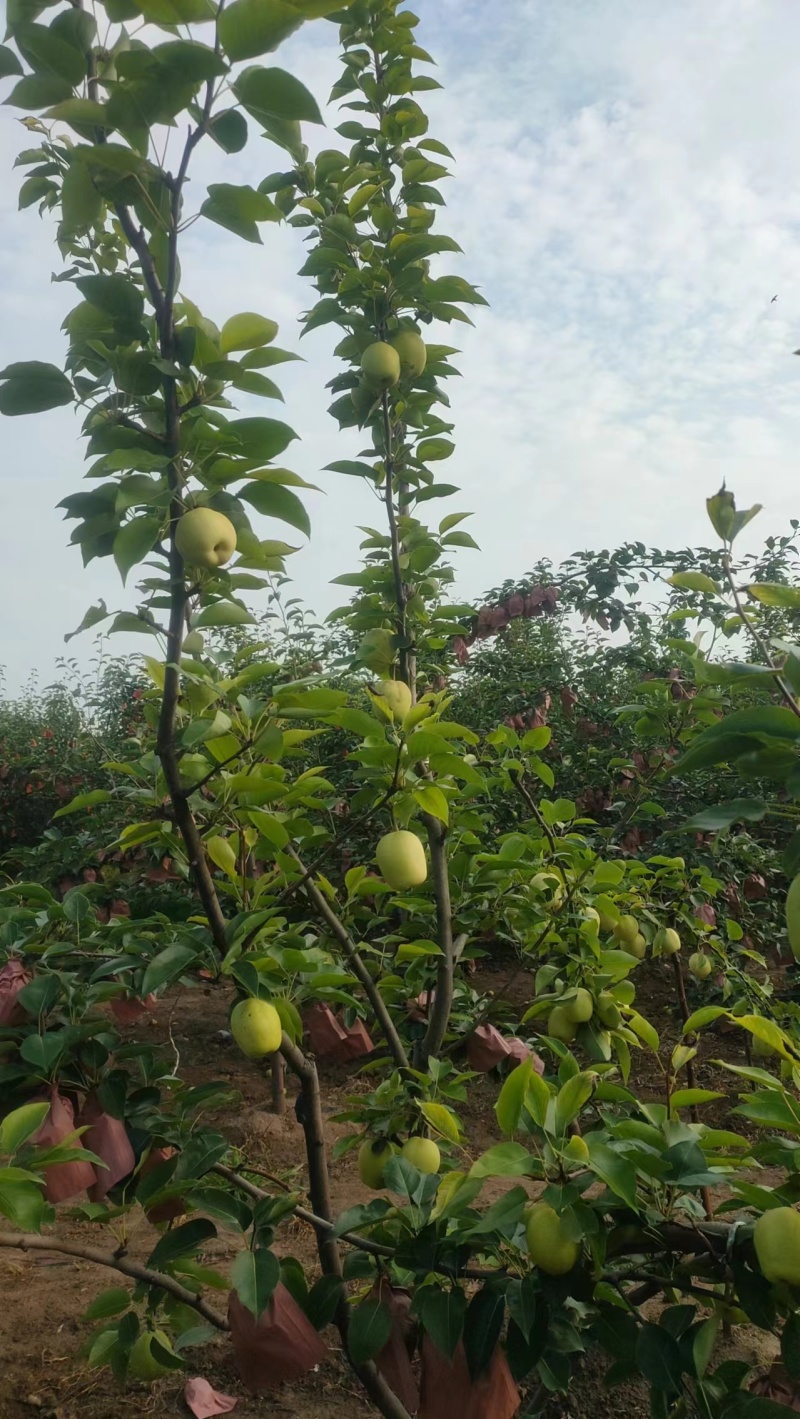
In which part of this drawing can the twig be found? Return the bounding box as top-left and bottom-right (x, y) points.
(0, 1233), (228, 1330)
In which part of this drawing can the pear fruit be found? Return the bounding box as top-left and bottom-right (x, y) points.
(614, 915), (639, 946)
(400, 1137), (441, 1174)
(374, 679), (413, 720)
(754, 1206), (800, 1285)
(230, 999), (282, 1059)
(358, 1138), (395, 1189)
(688, 952), (712, 981)
(525, 1202), (579, 1275)
(376, 831), (427, 890)
(654, 927), (681, 956)
(564, 988), (593, 1024)
(175, 508), (237, 569)
(361, 341), (401, 391)
(547, 1005), (577, 1044)
(391, 330), (427, 379)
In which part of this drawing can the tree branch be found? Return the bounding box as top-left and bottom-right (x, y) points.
(0, 1233), (228, 1330)
(419, 814), (455, 1061)
(285, 846), (409, 1069)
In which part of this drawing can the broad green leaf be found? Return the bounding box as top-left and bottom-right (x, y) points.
(419, 1101), (461, 1143)
(200, 183), (281, 242)
(53, 788), (112, 818)
(0, 1102), (49, 1155)
(748, 583), (800, 609)
(195, 601), (257, 628)
(234, 65), (322, 123)
(238, 479), (309, 536)
(348, 1298), (391, 1366)
(206, 834), (239, 877)
(83, 1287), (131, 1321)
(683, 799), (767, 831)
(147, 1218), (217, 1272)
(113, 514), (161, 583)
(414, 1286), (466, 1360)
(0, 1177), (45, 1230)
(0, 360), (73, 415)
(495, 1058), (533, 1136)
(220, 312), (278, 354)
(141, 943), (199, 996)
(218, 0), (303, 62)
(469, 1143), (532, 1179)
(554, 1072), (594, 1135)
(668, 572), (719, 595)
(413, 783), (449, 825)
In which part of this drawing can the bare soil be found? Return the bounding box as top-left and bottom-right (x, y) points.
(0, 955), (784, 1419)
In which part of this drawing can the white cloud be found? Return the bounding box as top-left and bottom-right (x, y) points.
(2, 1), (800, 688)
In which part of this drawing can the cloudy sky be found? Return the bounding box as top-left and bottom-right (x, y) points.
(2, 0), (800, 692)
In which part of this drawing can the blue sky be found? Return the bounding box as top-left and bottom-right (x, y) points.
(2, 0), (800, 690)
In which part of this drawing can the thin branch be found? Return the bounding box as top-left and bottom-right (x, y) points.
(286, 845), (409, 1069)
(721, 553), (800, 716)
(419, 815), (455, 1061)
(0, 1233), (228, 1330)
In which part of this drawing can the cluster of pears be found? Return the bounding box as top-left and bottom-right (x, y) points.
(358, 1134), (441, 1189)
(360, 330), (427, 392)
(546, 985), (621, 1056)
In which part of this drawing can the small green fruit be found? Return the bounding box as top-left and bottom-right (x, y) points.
(655, 927), (681, 956)
(374, 679), (413, 720)
(376, 830), (427, 890)
(564, 988), (593, 1024)
(564, 1135), (589, 1162)
(596, 991), (622, 1030)
(547, 1005), (576, 1043)
(525, 1202), (579, 1275)
(182, 630), (205, 655)
(128, 1329), (175, 1381)
(361, 341), (401, 390)
(358, 1138), (394, 1189)
(614, 914), (639, 945)
(627, 933), (647, 960)
(400, 1137), (440, 1174)
(597, 911), (617, 933)
(688, 951), (712, 981)
(230, 998), (282, 1059)
(390, 330), (427, 379)
(754, 1206), (800, 1285)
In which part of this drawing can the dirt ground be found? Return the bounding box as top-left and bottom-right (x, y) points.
(0, 953), (783, 1419)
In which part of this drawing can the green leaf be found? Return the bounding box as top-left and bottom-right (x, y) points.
(109, 612), (159, 636)
(113, 515), (161, 583)
(413, 783), (448, 825)
(84, 1287), (131, 1321)
(231, 1247), (280, 1320)
(635, 1323), (682, 1393)
(247, 810), (289, 849)
(61, 158), (103, 234)
(747, 583), (800, 608)
(75, 274), (144, 333)
(134, 0), (217, 24)
(463, 1286), (504, 1381)
(238, 480), (309, 536)
(200, 183), (281, 242)
(668, 571), (719, 595)
(5, 72), (72, 108)
(682, 1006), (727, 1034)
(414, 1286), (466, 1360)
(0, 44), (23, 77)
(206, 834), (239, 877)
(141, 943), (199, 996)
(0, 360), (73, 415)
(554, 1072), (594, 1135)
(506, 1276), (538, 1344)
(220, 312), (278, 354)
(495, 1058), (533, 1136)
(348, 1298), (391, 1367)
(418, 1101), (461, 1143)
(469, 1143), (533, 1179)
(234, 64), (322, 122)
(0, 1102), (49, 1155)
(0, 1177), (45, 1230)
(782, 1312), (800, 1380)
(218, 0), (303, 62)
(207, 106), (249, 153)
(585, 1138), (639, 1211)
(195, 601), (257, 628)
(683, 799), (767, 831)
(53, 788), (112, 818)
(147, 1218), (217, 1272)
(230, 415), (297, 461)
(17, 22), (86, 84)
